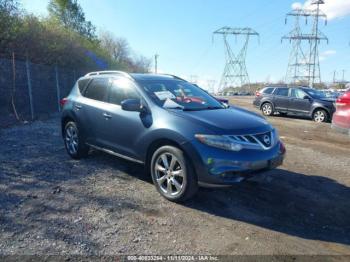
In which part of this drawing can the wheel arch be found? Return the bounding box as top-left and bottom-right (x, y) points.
(260, 100), (274, 111)
(61, 115), (76, 137)
(311, 107), (330, 120)
(145, 138), (198, 180)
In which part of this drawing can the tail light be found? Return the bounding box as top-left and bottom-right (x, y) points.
(60, 98), (68, 107)
(335, 92), (350, 107)
(255, 91), (261, 97)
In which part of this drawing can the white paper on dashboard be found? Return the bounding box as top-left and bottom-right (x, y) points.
(163, 98), (184, 109)
(154, 91), (176, 100)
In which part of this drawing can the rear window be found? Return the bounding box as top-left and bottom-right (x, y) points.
(274, 88), (289, 96)
(262, 87), (274, 94)
(83, 78), (109, 102)
(78, 79), (90, 93)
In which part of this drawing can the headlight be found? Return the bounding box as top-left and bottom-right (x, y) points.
(195, 134), (243, 152)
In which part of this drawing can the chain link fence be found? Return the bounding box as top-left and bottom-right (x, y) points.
(0, 55), (89, 127)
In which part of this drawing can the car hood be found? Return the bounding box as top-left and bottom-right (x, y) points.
(319, 98), (336, 103)
(169, 107), (272, 135)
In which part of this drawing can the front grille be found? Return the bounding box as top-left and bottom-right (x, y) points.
(229, 131), (274, 150)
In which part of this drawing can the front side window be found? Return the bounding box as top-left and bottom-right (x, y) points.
(290, 88), (306, 99)
(302, 88), (326, 99)
(138, 80), (224, 111)
(274, 88), (289, 97)
(84, 78), (109, 102)
(109, 78), (140, 105)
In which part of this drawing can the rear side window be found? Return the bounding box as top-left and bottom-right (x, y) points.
(84, 78), (109, 102)
(78, 79), (90, 93)
(262, 87), (274, 94)
(109, 78), (140, 105)
(274, 88), (289, 96)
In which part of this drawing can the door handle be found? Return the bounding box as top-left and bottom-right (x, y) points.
(103, 113), (112, 119)
(75, 104), (82, 110)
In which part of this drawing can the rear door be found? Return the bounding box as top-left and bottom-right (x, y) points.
(273, 87), (290, 112)
(80, 77), (110, 146)
(288, 88), (312, 115)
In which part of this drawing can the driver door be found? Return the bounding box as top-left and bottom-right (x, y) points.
(288, 88), (312, 115)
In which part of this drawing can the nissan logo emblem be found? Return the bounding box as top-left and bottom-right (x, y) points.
(263, 135), (271, 145)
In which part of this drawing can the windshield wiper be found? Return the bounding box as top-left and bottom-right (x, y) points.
(183, 106), (224, 111)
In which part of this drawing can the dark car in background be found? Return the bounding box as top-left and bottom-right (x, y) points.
(61, 71), (285, 202)
(253, 86), (336, 122)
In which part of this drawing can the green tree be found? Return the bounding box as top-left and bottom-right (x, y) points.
(0, 0), (21, 52)
(48, 0), (96, 40)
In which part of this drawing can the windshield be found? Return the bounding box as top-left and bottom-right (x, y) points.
(138, 80), (225, 110)
(302, 89), (326, 99)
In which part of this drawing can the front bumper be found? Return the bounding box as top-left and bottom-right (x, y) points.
(182, 140), (285, 185)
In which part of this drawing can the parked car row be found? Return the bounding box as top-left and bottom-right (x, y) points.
(61, 71), (286, 202)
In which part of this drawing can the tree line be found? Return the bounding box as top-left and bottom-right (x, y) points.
(0, 0), (151, 72)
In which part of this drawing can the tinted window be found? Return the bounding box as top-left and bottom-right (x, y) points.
(302, 88), (326, 99)
(109, 78), (140, 105)
(290, 88), (306, 99)
(262, 87), (274, 94)
(78, 79), (90, 93)
(84, 78), (109, 102)
(274, 88), (289, 96)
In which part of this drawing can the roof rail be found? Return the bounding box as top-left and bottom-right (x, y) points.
(84, 71), (132, 79)
(163, 74), (188, 82)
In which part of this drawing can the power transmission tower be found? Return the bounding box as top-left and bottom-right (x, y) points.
(282, 1), (328, 87)
(213, 27), (259, 91)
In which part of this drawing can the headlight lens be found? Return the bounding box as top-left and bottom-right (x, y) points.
(195, 134), (243, 151)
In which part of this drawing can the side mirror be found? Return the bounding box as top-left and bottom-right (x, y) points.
(121, 99), (142, 112)
(303, 95), (310, 100)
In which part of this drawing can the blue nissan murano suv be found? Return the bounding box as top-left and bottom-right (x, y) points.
(61, 71), (286, 202)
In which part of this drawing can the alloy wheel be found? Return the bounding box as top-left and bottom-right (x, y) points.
(262, 103), (272, 115)
(154, 153), (184, 197)
(65, 124), (79, 155)
(314, 110), (325, 123)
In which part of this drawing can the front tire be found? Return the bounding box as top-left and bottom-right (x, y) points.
(261, 102), (274, 116)
(63, 121), (89, 159)
(150, 146), (198, 202)
(313, 109), (328, 123)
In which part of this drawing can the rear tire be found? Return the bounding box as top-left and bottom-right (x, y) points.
(313, 109), (328, 123)
(261, 102), (274, 116)
(63, 121), (89, 159)
(150, 146), (198, 202)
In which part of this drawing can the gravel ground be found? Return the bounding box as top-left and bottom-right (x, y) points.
(1, 96), (350, 256)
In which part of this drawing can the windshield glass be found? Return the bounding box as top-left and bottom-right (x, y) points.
(138, 80), (225, 110)
(302, 89), (326, 99)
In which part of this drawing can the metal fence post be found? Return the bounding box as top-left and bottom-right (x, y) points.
(55, 65), (61, 112)
(25, 57), (34, 120)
